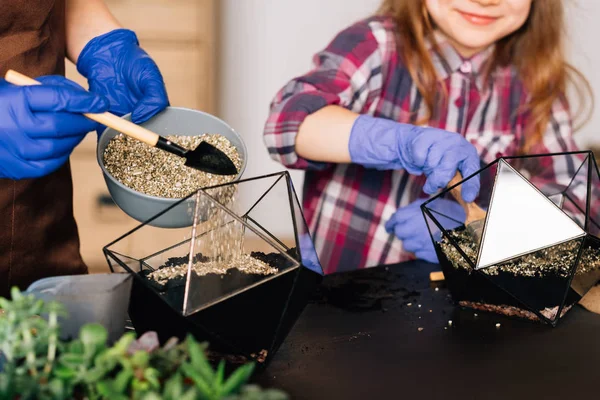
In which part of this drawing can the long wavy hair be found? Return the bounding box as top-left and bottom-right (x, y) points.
(378, 0), (592, 152)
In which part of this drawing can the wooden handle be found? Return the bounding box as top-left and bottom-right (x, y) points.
(448, 171), (469, 210)
(4, 69), (159, 147)
(5, 70), (40, 86)
(448, 171), (486, 223)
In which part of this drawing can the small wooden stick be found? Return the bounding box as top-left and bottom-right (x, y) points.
(5, 69), (160, 147)
(429, 271), (445, 282)
(448, 171), (487, 226)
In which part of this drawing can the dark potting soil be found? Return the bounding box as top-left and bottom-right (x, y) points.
(139, 248), (298, 310)
(437, 228), (600, 322)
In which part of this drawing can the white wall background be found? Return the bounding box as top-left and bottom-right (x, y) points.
(218, 0), (380, 235)
(218, 0), (600, 236)
(565, 0), (600, 148)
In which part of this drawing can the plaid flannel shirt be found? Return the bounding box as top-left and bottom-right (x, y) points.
(263, 16), (586, 274)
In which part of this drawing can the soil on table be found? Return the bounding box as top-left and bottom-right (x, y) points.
(309, 266), (421, 312)
(438, 228), (600, 321)
(204, 348), (269, 366)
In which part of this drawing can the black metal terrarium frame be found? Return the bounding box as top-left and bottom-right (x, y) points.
(103, 171), (324, 365)
(420, 151), (600, 326)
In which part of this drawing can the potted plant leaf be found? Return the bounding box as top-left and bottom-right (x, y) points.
(0, 287), (288, 400)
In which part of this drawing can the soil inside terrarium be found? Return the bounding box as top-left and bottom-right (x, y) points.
(438, 227), (600, 321)
(139, 248), (298, 310)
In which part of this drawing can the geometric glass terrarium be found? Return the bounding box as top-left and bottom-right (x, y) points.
(422, 151), (600, 326)
(104, 171), (324, 365)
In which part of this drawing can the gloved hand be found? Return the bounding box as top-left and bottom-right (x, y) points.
(77, 29), (169, 129)
(385, 198), (465, 263)
(0, 76), (109, 180)
(299, 232), (323, 274)
(348, 115), (481, 202)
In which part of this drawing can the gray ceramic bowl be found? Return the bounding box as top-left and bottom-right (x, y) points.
(97, 107), (247, 229)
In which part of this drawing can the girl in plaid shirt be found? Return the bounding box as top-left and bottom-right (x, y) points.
(264, 0), (592, 274)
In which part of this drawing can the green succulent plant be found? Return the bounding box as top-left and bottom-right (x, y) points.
(0, 287), (289, 400)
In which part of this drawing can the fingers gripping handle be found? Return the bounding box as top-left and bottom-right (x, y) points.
(448, 171), (486, 223)
(448, 171), (469, 210)
(4, 69), (159, 147)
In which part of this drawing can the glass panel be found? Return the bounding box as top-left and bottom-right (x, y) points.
(503, 153), (588, 197)
(560, 155), (590, 229)
(423, 161), (498, 267)
(186, 216), (298, 314)
(504, 153), (590, 229)
(104, 251), (142, 274)
(562, 196), (586, 230)
(424, 208), (472, 305)
(477, 160), (585, 269)
(588, 157), (600, 237)
(424, 200), (471, 268)
(269, 267), (322, 355)
(243, 174), (296, 250)
(188, 265), (299, 360)
(103, 192), (205, 263)
(567, 235), (600, 301)
(480, 237), (583, 324)
(547, 193), (564, 208)
(206, 173), (285, 217)
(288, 176), (324, 275)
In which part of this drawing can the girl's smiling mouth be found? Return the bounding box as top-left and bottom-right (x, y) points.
(457, 10), (500, 26)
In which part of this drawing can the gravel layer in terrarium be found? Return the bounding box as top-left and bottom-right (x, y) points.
(140, 249), (298, 310)
(438, 228), (600, 322)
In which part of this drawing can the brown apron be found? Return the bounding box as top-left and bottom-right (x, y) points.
(0, 0), (87, 297)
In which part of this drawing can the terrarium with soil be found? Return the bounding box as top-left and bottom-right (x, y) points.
(104, 171), (324, 365)
(421, 151), (600, 326)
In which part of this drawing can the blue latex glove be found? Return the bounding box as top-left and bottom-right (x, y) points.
(385, 198), (466, 263)
(348, 115), (481, 202)
(0, 76), (109, 180)
(77, 29), (169, 128)
(299, 232), (323, 275)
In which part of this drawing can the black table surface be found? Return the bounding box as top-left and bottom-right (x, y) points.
(255, 261), (600, 400)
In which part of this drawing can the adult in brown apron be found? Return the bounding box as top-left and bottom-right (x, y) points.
(0, 0), (87, 297)
(0, 1), (168, 297)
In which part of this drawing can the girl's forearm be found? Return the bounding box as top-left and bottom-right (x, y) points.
(65, 0), (122, 64)
(295, 105), (359, 163)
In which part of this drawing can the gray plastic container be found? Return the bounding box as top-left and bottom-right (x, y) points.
(97, 107), (247, 228)
(26, 273), (133, 344)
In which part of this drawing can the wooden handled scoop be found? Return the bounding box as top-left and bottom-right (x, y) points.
(4, 70), (238, 176)
(448, 171), (487, 243)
